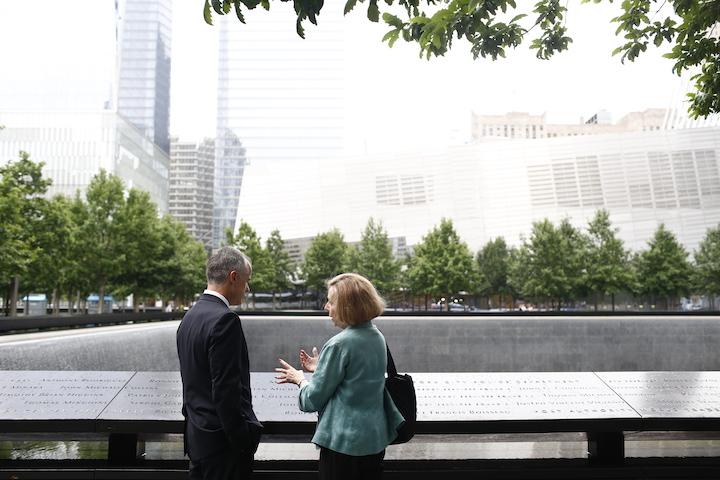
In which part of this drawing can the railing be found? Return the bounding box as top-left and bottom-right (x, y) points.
(2, 370), (720, 479)
(2, 309), (718, 335)
(0, 311), (185, 333)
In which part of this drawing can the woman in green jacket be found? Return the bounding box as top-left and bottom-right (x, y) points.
(276, 273), (405, 480)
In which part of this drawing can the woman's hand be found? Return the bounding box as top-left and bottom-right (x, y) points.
(275, 358), (306, 386)
(300, 347), (319, 373)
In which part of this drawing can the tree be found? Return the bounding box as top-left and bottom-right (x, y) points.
(77, 170), (126, 313)
(559, 218), (591, 304)
(24, 195), (75, 314)
(585, 210), (634, 311)
(510, 218), (587, 310)
(0, 152), (52, 315)
(349, 218), (400, 295)
(693, 225), (720, 309)
(265, 229), (293, 309)
(203, 0), (719, 118)
(113, 189), (163, 311)
(476, 237), (513, 309)
(65, 193), (93, 313)
(507, 245), (527, 307)
(635, 223), (693, 310)
(406, 218), (475, 311)
(157, 217), (208, 305)
(301, 229), (349, 307)
(226, 221), (273, 307)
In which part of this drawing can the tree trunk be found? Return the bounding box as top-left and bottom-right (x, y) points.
(76, 291), (82, 314)
(594, 293), (598, 312)
(9, 276), (19, 317)
(4, 281), (10, 316)
(133, 295), (140, 313)
(424, 294), (428, 311)
(611, 292), (616, 312)
(447, 293), (451, 312)
(98, 283), (105, 314)
(52, 289), (60, 315)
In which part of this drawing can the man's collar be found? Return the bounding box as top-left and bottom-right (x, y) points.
(203, 289), (230, 308)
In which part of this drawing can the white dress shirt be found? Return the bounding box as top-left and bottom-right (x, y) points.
(203, 289), (230, 308)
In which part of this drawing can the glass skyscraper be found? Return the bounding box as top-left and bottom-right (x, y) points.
(117, 0), (172, 154)
(213, 9), (346, 248)
(0, 1), (172, 214)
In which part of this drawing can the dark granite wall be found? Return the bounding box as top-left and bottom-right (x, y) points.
(1, 316), (717, 372)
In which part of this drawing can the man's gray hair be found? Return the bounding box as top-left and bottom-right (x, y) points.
(206, 246), (252, 284)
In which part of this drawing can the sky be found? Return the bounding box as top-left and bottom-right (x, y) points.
(170, 0), (686, 149)
(0, 0), (688, 149)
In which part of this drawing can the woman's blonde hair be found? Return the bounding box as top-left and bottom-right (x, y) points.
(326, 273), (385, 326)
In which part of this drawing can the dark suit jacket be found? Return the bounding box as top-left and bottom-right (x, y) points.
(177, 293), (262, 461)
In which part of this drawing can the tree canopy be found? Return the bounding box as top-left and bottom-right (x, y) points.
(584, 209), (634, 310)
(0, 161), (209, 314)
(301, 229), (349, 303)
(265, 229), (293, 307)
(348, 218), (400, 295)
(406, 218), (476, 310)
(694, 225), (720, 308)
(203, 0), (719, 118)
(635, 223), (693, 308)
(509, 218), (587, 309)
(476, 236), (514, 308)
(0, 152), (52, 314)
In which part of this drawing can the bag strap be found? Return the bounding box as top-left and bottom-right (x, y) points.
(386, 343), (398, 376)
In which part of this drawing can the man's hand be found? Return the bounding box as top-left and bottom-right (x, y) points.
(300, 347), (319, 373)
(275, 358), (306, 386)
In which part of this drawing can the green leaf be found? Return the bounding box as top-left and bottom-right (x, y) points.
(234, 0), (246, 23)
(203, 0), (214, 25)
(222, 0), (232, 14)
(211, 0), (223, 15)
(296, 16), (306, 38)
(368, 1), (380, 22)
(382, 29), (400, 47)
(344, 0), (358, 15)
(382, 12), (404, 28)
(431, 33), (442, 49)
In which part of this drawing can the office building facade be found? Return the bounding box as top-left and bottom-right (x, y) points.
(0, 111), (170, 213)
(471, 109), (667, 141)
(169, 138), (214, 250)
(236, 126), (720, 255)
(117, 0), (172, 154)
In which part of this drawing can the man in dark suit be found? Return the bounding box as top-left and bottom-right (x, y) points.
(177, 246), (262, 479)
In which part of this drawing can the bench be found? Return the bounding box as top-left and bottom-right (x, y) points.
(2, 370), (720, 478)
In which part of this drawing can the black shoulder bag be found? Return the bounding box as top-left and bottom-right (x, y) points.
(385, 344), (416, 444)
